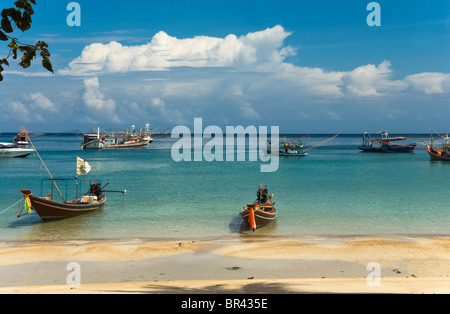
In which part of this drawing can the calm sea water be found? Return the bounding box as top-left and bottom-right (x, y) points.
(0, 133), (448, 241)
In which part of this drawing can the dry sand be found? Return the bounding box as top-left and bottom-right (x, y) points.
(0, 236), (448, 294)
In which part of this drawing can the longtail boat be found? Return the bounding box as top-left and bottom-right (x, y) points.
(19, 179), (106, 221)
(240, 185), (278, 232)
(17, 137), (125, 221)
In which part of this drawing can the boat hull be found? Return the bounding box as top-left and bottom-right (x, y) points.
(427, 147), (450, 161)
(0, 148), (34, 158)
(279, 151), (308, 156)
(358, 144), (416, 153)
(103, 140), (149, 149)
(21, 190), (105, 221)
(240, 205), (277, 229)
(81, 139), (104, 150)
(267, 149), (307, 156)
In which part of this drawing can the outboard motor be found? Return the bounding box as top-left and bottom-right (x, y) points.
(90, 183), (102, 198)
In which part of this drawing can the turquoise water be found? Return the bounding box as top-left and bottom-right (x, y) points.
(0, 133), (448, 241)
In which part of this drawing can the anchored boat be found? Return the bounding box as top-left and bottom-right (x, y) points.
(358, 131), (416, 153)
(0, 142), (34, 158)
(80, 125), (151, 149)
(267, 134), (339, 157)
(240, 185), (278, 232)
(80, 127), (105, 150)
(13, 128), (29, 146)
(17, 137), (125, 221)
(427, 132), (450, 161)
(19, 179), (107, 221)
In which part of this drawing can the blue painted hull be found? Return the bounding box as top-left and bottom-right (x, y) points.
(279, 152), (308, 156)
(358, 143), (416, 153)
(267, 149), (308, 156)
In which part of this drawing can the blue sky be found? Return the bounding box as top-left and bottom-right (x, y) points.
(0, 0), (449, 133)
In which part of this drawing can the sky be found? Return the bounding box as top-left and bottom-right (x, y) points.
(0, 0), (449, 133)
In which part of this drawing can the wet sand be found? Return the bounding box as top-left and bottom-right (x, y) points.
(0, 236), (448, 294)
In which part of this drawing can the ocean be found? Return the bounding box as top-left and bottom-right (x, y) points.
(0, 132), (448, 241)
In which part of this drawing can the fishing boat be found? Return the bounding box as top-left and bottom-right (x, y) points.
(0, 142), (34, 158)
(267, 136), (307, 156)
(81, 127), (104, 150)
(102, 135), (150, 148)
(279, 138), (308, 156)
(13, 128), (29, 146)
(427, 132), (450, 161)
(80, 125), (151, 149)
(267, 134), (339, 156)
(240, 185), (278, 232)
(358, 131), (416, 153)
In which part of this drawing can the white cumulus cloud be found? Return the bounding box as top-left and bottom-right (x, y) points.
(26, 92), (58, 113)
(82, 77), (120, 123)
(60, 25), (293, 75)
(405, 72), (450, 94)
(341, 60), (408, 96)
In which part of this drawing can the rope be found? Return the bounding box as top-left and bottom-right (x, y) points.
(368, 138), (428, 150)
(0, 198), (24, 216)
(301, 133), (340, 153)
(27, 135), (65, 201)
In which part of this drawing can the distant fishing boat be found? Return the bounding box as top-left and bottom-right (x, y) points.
(102, 135), (150, 148)
(13, 128), (29, 146)
(358, 131), (416, 153)
(427, 132), (450, 161)
(80, 127), (105, 150)
(267, 134), (339, 156)
(0, 142), (34, 158)
(279, 136), (308, 156)
(240, 185), (278, 232)
(80, 125), (151, 149)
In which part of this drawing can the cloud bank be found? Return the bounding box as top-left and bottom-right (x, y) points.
(60, 26), (449, 100)
(60, 26), (292, 74)
(4, 26), (448, 131)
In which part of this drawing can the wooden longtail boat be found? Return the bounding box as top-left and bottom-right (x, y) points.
(240, 185), (278, 232)
(20, 182), (106, 221)
(17, 136), (125, 221)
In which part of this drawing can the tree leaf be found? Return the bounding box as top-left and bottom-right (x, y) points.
(1, 18), (14, 33)
(42, 57), (53, 73)
(0, 30), (8, 41)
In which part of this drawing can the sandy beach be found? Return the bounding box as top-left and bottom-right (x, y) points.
(0, 236), (448, 294)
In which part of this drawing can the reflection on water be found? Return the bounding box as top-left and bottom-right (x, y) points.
(6, 210), (104, 241)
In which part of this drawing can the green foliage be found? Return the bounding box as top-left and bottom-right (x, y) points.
(0, 0), (53, 81)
